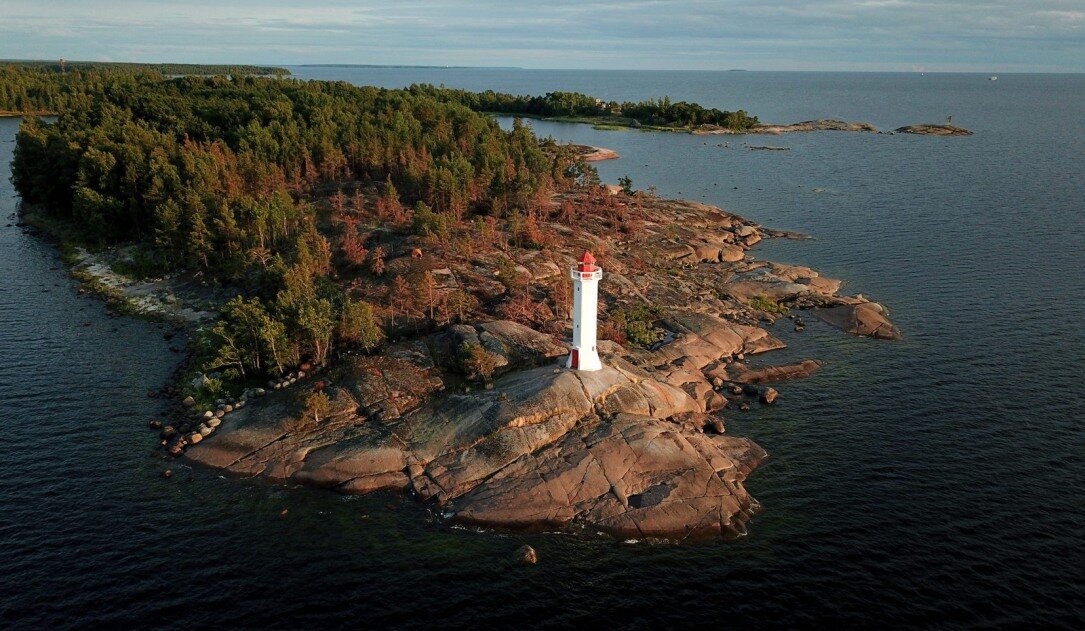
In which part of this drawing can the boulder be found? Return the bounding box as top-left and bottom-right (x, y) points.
(478, 321), (567, 366)
(719, 245), (745, 262)
(692, 244), (722, 263)
(514, 544), (538, 565)
(761, 388), (779, 404)
(813, 301), (902, 340)
(182, 396), (196, 408)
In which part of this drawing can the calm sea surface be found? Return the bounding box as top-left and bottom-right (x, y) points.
(2, 69), (1083, 628)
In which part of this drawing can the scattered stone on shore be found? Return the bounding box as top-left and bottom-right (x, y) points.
(761, 388), (779, 404)
(182, 395), (195, 407)
(515, 544), (538, 565)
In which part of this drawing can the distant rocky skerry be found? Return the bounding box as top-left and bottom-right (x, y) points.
(171, 194), (900, 541)
(893, 124), (974, 136)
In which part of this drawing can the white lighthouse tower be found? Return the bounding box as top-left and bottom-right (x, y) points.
(567, 250), (603, 371)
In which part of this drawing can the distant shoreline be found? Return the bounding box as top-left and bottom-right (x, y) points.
(494, 112), (972, 136)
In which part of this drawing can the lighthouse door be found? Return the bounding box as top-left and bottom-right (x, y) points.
(570, 348), (579, 369)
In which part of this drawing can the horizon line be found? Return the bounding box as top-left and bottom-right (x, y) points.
(3, 58), (1083, 75)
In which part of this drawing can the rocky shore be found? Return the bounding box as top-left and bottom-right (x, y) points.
(19, 208), (223, 324)
(166, 191), (899, 541)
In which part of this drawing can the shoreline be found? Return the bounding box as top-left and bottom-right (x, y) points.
(498, 112), (972, 136)
(19, 207), (217, 324)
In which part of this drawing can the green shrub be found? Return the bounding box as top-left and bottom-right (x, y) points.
(748, 295), (789, 314)
(612, 305), (662, 348)
(458, 341), (500, 382)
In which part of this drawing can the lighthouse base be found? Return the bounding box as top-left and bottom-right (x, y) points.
(566, 347), (602, 372)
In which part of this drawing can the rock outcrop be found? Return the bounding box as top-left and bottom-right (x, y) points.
(186, 320), (768, 540)
(711, 359), (822, 384)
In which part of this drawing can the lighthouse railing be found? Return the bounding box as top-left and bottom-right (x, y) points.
(570, 267), (602, 281)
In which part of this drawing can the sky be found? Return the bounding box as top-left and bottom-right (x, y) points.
(1, 0), (1082, 72)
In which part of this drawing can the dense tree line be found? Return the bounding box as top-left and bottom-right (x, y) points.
(10, 69), (583, 254)
(6, 66), (590, 389)
(3, 59), (288, 77)
(408, 84), (760, 130)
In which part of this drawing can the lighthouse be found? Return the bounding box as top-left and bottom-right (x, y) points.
(567, 250), (603, 371)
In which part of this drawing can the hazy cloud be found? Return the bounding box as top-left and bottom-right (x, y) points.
(0, 0), (1081, 71)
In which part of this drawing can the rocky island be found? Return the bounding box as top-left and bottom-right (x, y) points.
(6, 64), (899, 541)
(177, 191), (898, 540)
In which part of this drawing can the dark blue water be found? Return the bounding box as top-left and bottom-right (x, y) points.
(2, 69), (1084, 628)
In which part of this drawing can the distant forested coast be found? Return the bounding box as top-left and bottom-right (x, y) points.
(408, 83), (760, 131)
